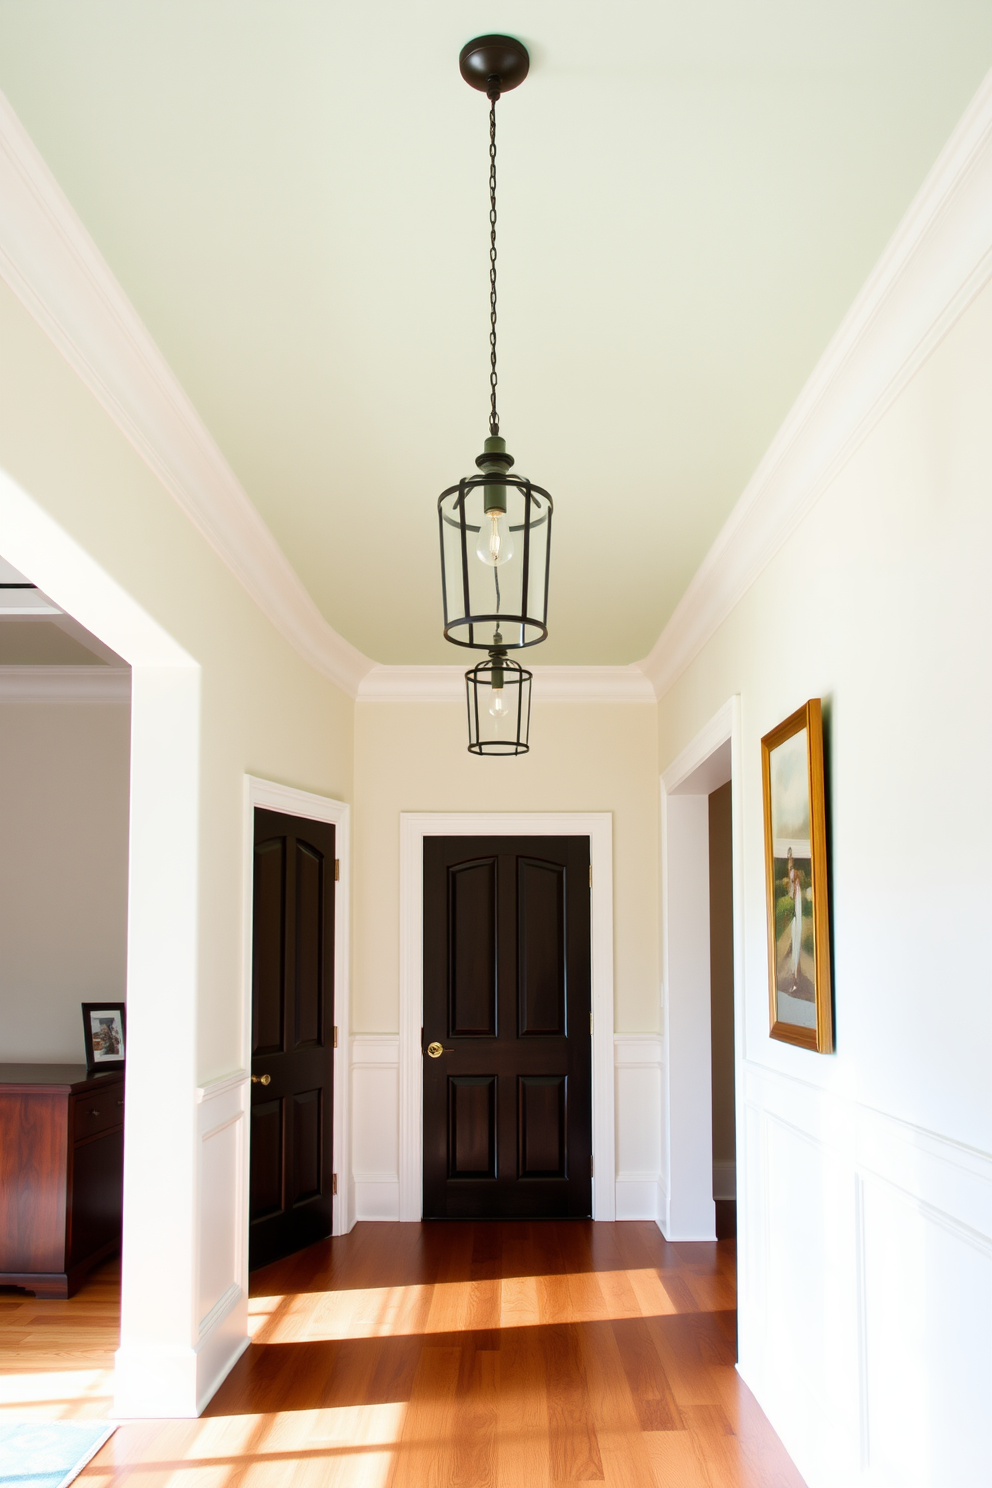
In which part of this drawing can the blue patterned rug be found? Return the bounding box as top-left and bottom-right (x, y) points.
(0, 1422), (115, 1488)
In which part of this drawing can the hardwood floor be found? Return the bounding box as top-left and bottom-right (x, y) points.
(0, 1222), (806, 1487)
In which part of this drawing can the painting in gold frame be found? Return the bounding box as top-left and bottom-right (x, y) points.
(761, 699), (833, 1052)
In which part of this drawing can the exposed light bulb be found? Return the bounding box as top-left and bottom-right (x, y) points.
(488, 686), (507, 725)
(476, 508), (515, 567)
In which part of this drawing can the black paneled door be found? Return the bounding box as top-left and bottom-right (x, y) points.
(423, 836), (592, 1218)
(249, 808), (335, 1269)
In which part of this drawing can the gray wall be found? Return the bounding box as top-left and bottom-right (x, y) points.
(0, 700), (130, 1063)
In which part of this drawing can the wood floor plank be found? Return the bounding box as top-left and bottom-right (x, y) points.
(0, 1224), (807, 1488)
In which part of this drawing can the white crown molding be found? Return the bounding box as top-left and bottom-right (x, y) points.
(640, 68), (992, 700)
(0, 664), (131, 701)
(358, 663), (655, 704)
(0, 90), (372, 699)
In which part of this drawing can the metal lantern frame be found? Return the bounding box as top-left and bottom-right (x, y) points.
(438, 469), (553, 651)
(465, 650), (533, 755)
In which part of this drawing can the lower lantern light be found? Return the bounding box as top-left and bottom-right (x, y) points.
(465, 640), (533, 756)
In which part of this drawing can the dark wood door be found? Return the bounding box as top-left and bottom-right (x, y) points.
(249, 808), (335, 1269)
(423, 835), (592, 1219)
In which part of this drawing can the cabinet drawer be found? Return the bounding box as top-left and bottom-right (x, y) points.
(72, 1083), (124, 1143)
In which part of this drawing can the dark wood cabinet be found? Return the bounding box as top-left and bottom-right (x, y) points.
(0, 1064), (124, 1298)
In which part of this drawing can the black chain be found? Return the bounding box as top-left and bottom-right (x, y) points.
(488, 96), (499, 437)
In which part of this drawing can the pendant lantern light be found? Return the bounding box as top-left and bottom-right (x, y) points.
(465, 641), (533, 756)
(438, 35), (552, 754)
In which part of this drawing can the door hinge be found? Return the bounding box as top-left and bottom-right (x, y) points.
(333, 1025), (338, 1049)
(590, 1155), (594, 1176)
(334, 858), (340, 881)
(588, 863), (593, 888)
(590, 1011), (593, 1035)
(332, 1174), (338, 1196)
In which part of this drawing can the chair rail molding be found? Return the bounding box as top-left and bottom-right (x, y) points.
(0, 89), (370, 699)
(398, 812), (616, 1223)
(640, 69), (992, 700)
(243, 777), (353, 1237)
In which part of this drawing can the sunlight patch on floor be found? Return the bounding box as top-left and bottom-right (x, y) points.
(0, 1367), (114, 1420)
(247, 1267), (686, 1344)
(85, 1406), (407, 1488)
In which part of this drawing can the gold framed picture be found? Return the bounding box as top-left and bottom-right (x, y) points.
(761, 699), (833, 1052)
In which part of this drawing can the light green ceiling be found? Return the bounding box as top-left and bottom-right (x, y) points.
(0, 1), (989, 664)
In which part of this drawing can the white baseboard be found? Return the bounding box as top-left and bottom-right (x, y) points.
(354, 1175), (401, 1221)
(615, 1175), (664, 1222)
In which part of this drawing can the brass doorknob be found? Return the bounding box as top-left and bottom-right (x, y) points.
(251, 1073), (271, 1085)
(426, 1042), (452, 1058)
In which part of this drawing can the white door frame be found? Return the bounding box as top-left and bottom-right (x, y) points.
(244, 777), (353, 1237)
(659, 697), (744, 1240)
(398, 812), (616, 1222)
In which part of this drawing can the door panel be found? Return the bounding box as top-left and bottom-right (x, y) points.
(293, 841), (323, 1048)
(249, 1099), (283, 1221)
(517, 858), (566, 1035)
(290, 1089), (322, 1206)
(518, 1075), (567, 1178)
(249, 808), (335, 1269)
(423, 835), (591, 1218)
(449, 858), (498, 1036)
(252, 839), (285, 1054)
(449, 1075), (497, 1178)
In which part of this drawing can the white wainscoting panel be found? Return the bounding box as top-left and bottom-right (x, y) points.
(194, 1071), (250, 1413)
(614, 1036), (664, 1222)
(352, 1036), (400, 1221)
(740, 1062), (992, 1488)
(349, 1034), (662, 1224)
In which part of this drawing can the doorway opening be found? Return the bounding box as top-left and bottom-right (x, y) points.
(243, 778), (352, 1246)
(708, 780), (737, 1239)
(659, 699), (742, 1244)
(0, 555), (131, 1429)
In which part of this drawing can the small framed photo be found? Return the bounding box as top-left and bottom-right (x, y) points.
(81, 1002), (126, 1071)
(761, 699), (833, 1053)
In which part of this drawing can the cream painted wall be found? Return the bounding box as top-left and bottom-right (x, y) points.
(0, 699), (130, 1062)
(657, 273), (992, 1485)
(0, 278), (354, 1084)
(353, 702), (659, 1035)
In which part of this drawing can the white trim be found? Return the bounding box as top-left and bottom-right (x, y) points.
(0, 462), (208, 1419)
(398, 812), (615, 1222)
(196, 1070), (249, 1104)
(359, 665), (655, 705)
(0, 90), (371, 699)
(243, 777), (353, 1236)
(640, 70), (992, 700)
(659, 698), (745, 1241)
(0, 664), (130, 701)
